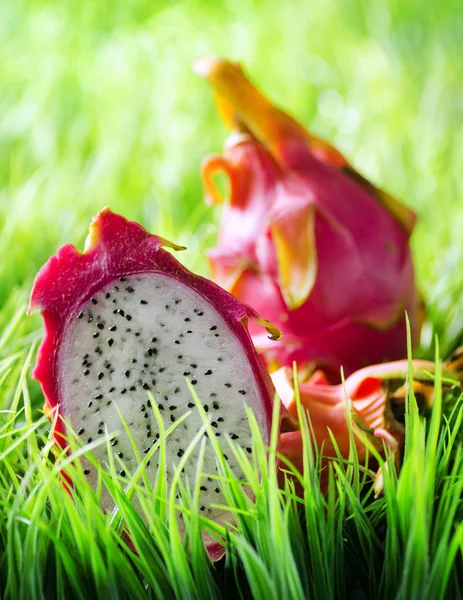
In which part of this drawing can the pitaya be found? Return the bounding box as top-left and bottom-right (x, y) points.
(196, 57), (422, 379)
(274, 359), (456, 491)
(28, 207), (293, 560)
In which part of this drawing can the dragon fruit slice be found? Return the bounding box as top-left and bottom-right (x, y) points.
(195, 57), (422, 379)
(28, 208), (288, 560)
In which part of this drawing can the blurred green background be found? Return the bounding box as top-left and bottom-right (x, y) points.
(1, 0), (462, 353)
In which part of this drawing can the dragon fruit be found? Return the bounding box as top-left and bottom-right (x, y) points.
(196, 57), (422, 379)
(274, 359), (456, 491)
(28, 207), (292, 560)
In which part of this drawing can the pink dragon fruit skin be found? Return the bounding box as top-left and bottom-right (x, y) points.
(273, 359), (448, 491)
(196, 58), (422, 379)
(28, 207), (297, 561)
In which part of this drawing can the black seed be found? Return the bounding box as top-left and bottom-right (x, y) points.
(210, 326), (217, 331)
(158, 405), (164, 411)
(95, 347), (103, 355)
(147, 399), (152, 408)
(197, 311), (204, 316)
(211, 422), (218, 428)
(99, 421), (104, 426)
(212, 402), (220, 410)
(88, 316), (93, 323)
(225, 383), (232, 388)
(177, 449), (184, 457)
(184, 317), (190, 322)
(170, 415), (176, 423)
(169, 405), (177, 411)
(215, 432), (221, 437)
(183, 371), (191, 376)
(88, 401), (93, 407)
(144, 363), (149, 368)
(217, 417), (224, 422)
(126, 286), (134, 293)
(120, 470), (126, 477)
(159, 367), (165, 373)
(175, 299), (181, 304)
(200, 506), (205, 511)
(143, 383), (150, 390)
(144, 413), (149, 419)
(107, 338), (114, 347)
(109, 387), (116, 393)
(84, 469), (90, 475)
(177, 355), (183, 360)
(118, 452), (124, 458)
(93, 394), (103, 400)
(174, 387), (180, 394)
(143, 448), (150, 454)
(109, 325), (117, 332)
(204, 370), (212, 376)
(187, 330), (193, 334)
(117, 309), (125, 317)
(132, 358), (137, 364)
(97, 323), (104, 330)
(98, 372), (104, 380)
(141, 404), (146, 411)
(239, 390), (247, 395)
(78, 428), (85, 435)
(215, 488), (220, 493)
(146, 430), (152, 438)
(84, 370), (90, 376)
(105, 363), (112, 369)
(246, 447), (252, 454)
(217, 357), (223, 362)
(91, 298), (97, 305)
(111, 440), (118, 447)
(174, 340), (180, 345)
(140, 300), (148, 305)
(187, 402), (195, 408)
(191, 364), (198, 369)
(151, 337), (158, 343)
(126, 314), (132, 321)
(77, 311), (84, 319)
(121, 389), (127, 394)
(93, 332), (100, 338)
(98, 429), (104, 435)
(83, 354), (89, 359)
(105, 292), (110, 299)
(210, 393), (217, 398)
(215, 334), (220, 337)
(125, 370), (131, 378)
(191, 379), (197, 385)
(87, 438), (93, 443)
(200, 485), (207, 491)
(230, 433), (239, 440)
(223, 454), (228, 461)
(130, 385), (136, 391)
(203, 405), (209, 413)
(119, 277), (126, 282)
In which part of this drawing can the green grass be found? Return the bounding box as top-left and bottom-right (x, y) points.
(0, 0), (462, 598)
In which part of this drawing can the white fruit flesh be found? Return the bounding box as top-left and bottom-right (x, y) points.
(59, 273), (268, 519)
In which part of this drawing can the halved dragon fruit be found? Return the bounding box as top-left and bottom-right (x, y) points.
(195, 57), (422, 379)
(28, 208), (290, 560)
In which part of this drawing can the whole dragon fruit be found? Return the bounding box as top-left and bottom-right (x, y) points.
(196, 57), (422, 379)
(28, 208), (293, 560)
